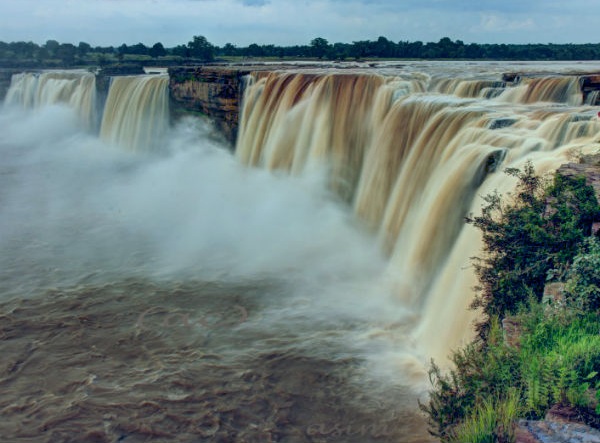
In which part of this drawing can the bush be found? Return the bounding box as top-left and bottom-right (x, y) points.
(467, 162), (600, 337)
(565, 237), (600, 311)
(421, 163), (600, 441)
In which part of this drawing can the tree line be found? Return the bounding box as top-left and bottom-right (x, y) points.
(2, 35), (600, 68)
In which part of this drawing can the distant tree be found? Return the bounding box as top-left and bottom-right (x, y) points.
(56, 43), (77, 66)
(222, 43), (237, 56)
(36, 46), (50, 62)
(97, 54), (109, 66)
(310, 37), (330, 59)
(246, 43), (264, 57)
(327, 42), (347, 60)
(117, 43), (129, 55)
(373, 36), (394, 57)
(187, 35), (214, 61)
(78, 41), (91, 57)
(94, 45), (114, 54)
(171, 44), (189, 58)
(350, 40), (370, 59)
(223, 43), (238, 56)
(149, 42), (166, 58)
(10, 41), (39, 59)
(45, 39), (60, 57)
(129, 42), (149, 56)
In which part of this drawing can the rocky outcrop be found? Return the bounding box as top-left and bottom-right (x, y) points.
(516, 419), (600, 443)
(556, 155), (600, 200)
(516, 405), (600, 443)
(168, 66), (251, 145)
(581, 75), (600, 105)
(542, 282), (566, 307)
(0, 68), (22, 101)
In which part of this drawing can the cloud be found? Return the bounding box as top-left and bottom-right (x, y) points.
(240, 0), (269, 5)
(0, 0), (598, 46)
(476, 14), (536, 32)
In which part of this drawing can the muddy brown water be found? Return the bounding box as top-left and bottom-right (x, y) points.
(0, 279), (434, 442)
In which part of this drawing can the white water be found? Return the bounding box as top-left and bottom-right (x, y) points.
(4, 71), (97, 130)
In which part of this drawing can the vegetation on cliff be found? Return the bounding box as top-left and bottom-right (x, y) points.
(3, 35), (600, 69)
(420, 161), (600, 442)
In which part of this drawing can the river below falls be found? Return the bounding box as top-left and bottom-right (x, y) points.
(0, 279), (433, 443)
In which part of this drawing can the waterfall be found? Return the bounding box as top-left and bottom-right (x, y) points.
(99, 75), (170, 152)
(496, 76), (583, 105)
(4, 71), (97, 129)
(586, 90), (600, 105)
(236, 70), (600, 363)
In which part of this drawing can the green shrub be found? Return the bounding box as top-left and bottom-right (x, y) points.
(419, 318), (519, 439)
(565, 237), (600, 311)
(450, 389), (521, 443)
(421, 163), (600, 441)
(467, 162), (600, 337)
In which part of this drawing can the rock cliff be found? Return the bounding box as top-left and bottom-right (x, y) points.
(0, 69), (22, 101)
(168, 66), (251, 145)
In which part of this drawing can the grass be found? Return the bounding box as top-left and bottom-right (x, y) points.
(421, 164), (600, 442)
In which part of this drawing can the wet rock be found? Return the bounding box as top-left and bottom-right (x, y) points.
(542, 282), (566, 309)
(516, 405), (600, 443)
(0, 68), (26, 101)
(516, 419), (600, 443)
(168, 66), (251, 145)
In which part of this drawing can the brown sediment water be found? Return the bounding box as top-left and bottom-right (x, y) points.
(0, 280), (433, 443)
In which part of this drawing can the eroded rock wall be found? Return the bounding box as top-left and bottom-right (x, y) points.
(168, 66), (251, 145)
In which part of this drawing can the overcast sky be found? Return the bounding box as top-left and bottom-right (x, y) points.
(1, 0), (599, 47)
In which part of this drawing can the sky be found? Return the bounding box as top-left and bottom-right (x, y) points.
(1, 0), (600, 48)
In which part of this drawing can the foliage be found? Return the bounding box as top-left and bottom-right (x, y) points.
(187, 35), (214, 61)
(422, 164), (600, 442)
(564, 237), (600, 311)
(419, 318), (519, 439)
(519, 306), (600, 416)
(450, 389), (520, 443)
(466, 162), (600, 336)
(423, 304), (600, 441)
(5, 35), (600, 68)
(149, 42), (167, 58)
(310, 37), (330, 59)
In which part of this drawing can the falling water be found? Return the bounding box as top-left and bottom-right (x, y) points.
(586, 90), (600, 105)
(4, 71), (97, 129)
(236, 68), (600, 364)
(99, 75), (170, 152)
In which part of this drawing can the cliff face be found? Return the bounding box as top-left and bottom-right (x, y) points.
(168, 66), (250, 145)
(557, 154), (600, 198)
(0, 69), (21, 101)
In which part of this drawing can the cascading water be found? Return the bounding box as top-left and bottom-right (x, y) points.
(100, 75), (170, 152)
(4, 71), (98, 129)
(2, 63), (600, 443)
(4, 72), (171, 152)
(236, 68), (600, 364)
